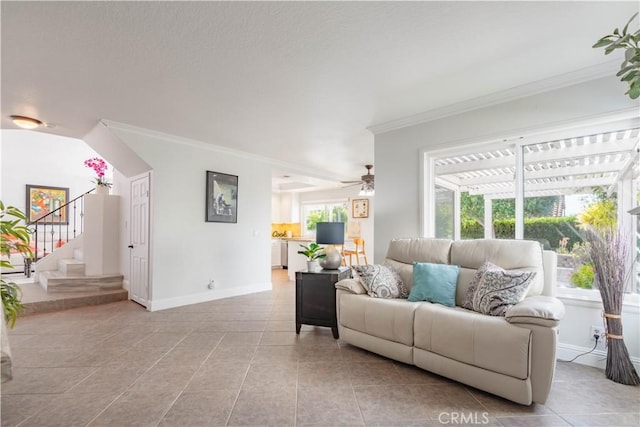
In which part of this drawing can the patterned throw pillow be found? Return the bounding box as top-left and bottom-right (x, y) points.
(463, 261), (536, 316)
(351, 265), (408, 299)
(461, 262), (495, 310)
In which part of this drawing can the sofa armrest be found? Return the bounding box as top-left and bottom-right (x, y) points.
(335, 278), (367, 295)
(505, 296), (565, 327)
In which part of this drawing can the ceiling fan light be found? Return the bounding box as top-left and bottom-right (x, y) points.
(358, 182), (375, 196)
(10, 115), (42, 129)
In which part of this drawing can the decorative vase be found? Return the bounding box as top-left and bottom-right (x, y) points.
(95, 185), (110, 196)
(307, 260), (321, 273)
(319, 245), (342, 270)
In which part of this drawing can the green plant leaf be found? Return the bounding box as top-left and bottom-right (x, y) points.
(628, 82), (640, 99)
(622, 12), (639, 35)
(593, 38), (614, 48)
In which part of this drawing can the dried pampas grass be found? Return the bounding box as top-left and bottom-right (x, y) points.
(584, 227), (639, 386)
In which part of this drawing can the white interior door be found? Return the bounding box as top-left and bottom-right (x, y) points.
(130, 173), (150, 307)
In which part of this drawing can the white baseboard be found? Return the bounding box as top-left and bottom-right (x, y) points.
(148, 282), (272, 311)
(557, 342), (640, 373)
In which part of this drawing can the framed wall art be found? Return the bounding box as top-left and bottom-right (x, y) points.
(26, 185), (69, 224)
(352, 198), (369, 218)
(206, 171), (238, 223)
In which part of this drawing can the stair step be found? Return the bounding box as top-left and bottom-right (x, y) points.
(58, 259), (85, 276)
(73, 248), (84, 261)
(39, 271), (124, 293)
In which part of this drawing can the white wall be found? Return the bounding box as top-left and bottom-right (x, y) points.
(109, 125), (273, 310)
(373, 75), (640, 368)
(0, 130), (109, 208)
(0, 129), (110, 253)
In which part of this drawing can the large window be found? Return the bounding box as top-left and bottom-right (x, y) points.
(301, 200), (348, 236)
(424, 117), (639, 295)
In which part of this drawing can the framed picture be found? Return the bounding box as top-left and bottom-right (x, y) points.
(26, 185), (69, 224)
(206, 171), (238, 223)
(352, 198), (369, 218)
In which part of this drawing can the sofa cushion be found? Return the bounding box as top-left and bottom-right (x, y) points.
(414, 303), (531, 379)
(451, 239), (544, 301)
(462, 262), (536, 316)
(335, 278), (367, 295)
(386, 238), (452, 265)
(505, 296), (565, 327)
(408, 262), (459, 307)
(384, 259), (415, 291)
(351, 265), (408, 299)
(338, 294), (420, 346)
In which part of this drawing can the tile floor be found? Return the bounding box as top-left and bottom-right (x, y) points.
(2, 269), (639, 426)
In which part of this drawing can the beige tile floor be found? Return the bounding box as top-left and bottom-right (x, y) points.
(2, 269), (639, 426)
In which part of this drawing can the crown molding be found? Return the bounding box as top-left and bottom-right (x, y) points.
(100, 119), (346, 183)
(368, 60), (621, 135)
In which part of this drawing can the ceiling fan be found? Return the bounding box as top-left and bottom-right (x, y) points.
(342, 165), (375, 196)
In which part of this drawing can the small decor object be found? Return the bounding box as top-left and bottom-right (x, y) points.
(316, 222), (345, 270)
(84, 157), (112, 190)
(593, 12), (640, 99)
(297, 243), (325, 273)
(352, 198), (369, 218)
(584, 227), (640, 385)
(25, 185), (69, 224)
(206, 171), (238, 223)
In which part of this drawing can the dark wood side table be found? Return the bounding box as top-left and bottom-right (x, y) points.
(295, 267), (351, 339)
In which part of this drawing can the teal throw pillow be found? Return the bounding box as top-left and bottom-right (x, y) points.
(408, 262), (460, 307)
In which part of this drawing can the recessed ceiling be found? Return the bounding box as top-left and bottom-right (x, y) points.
(1, 1), (636, 184)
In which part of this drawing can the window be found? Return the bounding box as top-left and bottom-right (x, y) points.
(424, 116), (639, 295)
(301, 200), (348, 236)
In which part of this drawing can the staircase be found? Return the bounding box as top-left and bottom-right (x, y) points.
(38, 248), (124, 293)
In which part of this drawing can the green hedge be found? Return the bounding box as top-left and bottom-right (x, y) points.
(461, 216), (583, 250)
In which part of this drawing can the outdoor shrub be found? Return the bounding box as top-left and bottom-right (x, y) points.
(460, 216), (584, 250)
(461, 219), (484, 239)
(570, 264), (595, 289)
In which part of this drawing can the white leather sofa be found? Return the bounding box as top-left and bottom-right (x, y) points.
(335, 238), (565, 405)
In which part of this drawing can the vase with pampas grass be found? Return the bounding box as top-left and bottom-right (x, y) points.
(584, 226), (639, 385)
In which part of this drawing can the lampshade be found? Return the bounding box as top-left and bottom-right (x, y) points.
(10, 115), (42, 130)
(316, 222), (345, 245)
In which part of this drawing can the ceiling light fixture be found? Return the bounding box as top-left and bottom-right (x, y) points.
(359, 182), (375, 197)
(10, 115), (42, 130)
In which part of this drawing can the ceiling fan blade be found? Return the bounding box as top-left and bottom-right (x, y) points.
(342, 182), (362, 188)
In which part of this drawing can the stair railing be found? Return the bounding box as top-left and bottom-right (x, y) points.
(28, 189), (95, 273)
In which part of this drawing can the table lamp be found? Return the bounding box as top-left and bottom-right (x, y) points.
(316, 222), (345, 270)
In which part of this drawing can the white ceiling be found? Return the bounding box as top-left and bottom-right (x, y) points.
(1, 1), (637, 185)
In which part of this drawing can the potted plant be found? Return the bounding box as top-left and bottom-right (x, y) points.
(593, 12), (640, 99)
(84, 157), (112, 194)
(297, 243), (326, 273)
(0, 202), (32, 328)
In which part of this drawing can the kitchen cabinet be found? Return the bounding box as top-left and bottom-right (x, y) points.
(272, 192), (300, 223)
(271, 239), (282, 267)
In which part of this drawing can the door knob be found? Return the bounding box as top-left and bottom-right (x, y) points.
(128, 245), (134, 249)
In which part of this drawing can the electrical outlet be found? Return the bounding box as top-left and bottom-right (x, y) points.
(590, 325), (606, 350)
(207, 279), (215, 290)
(590, 325), (604, 340)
